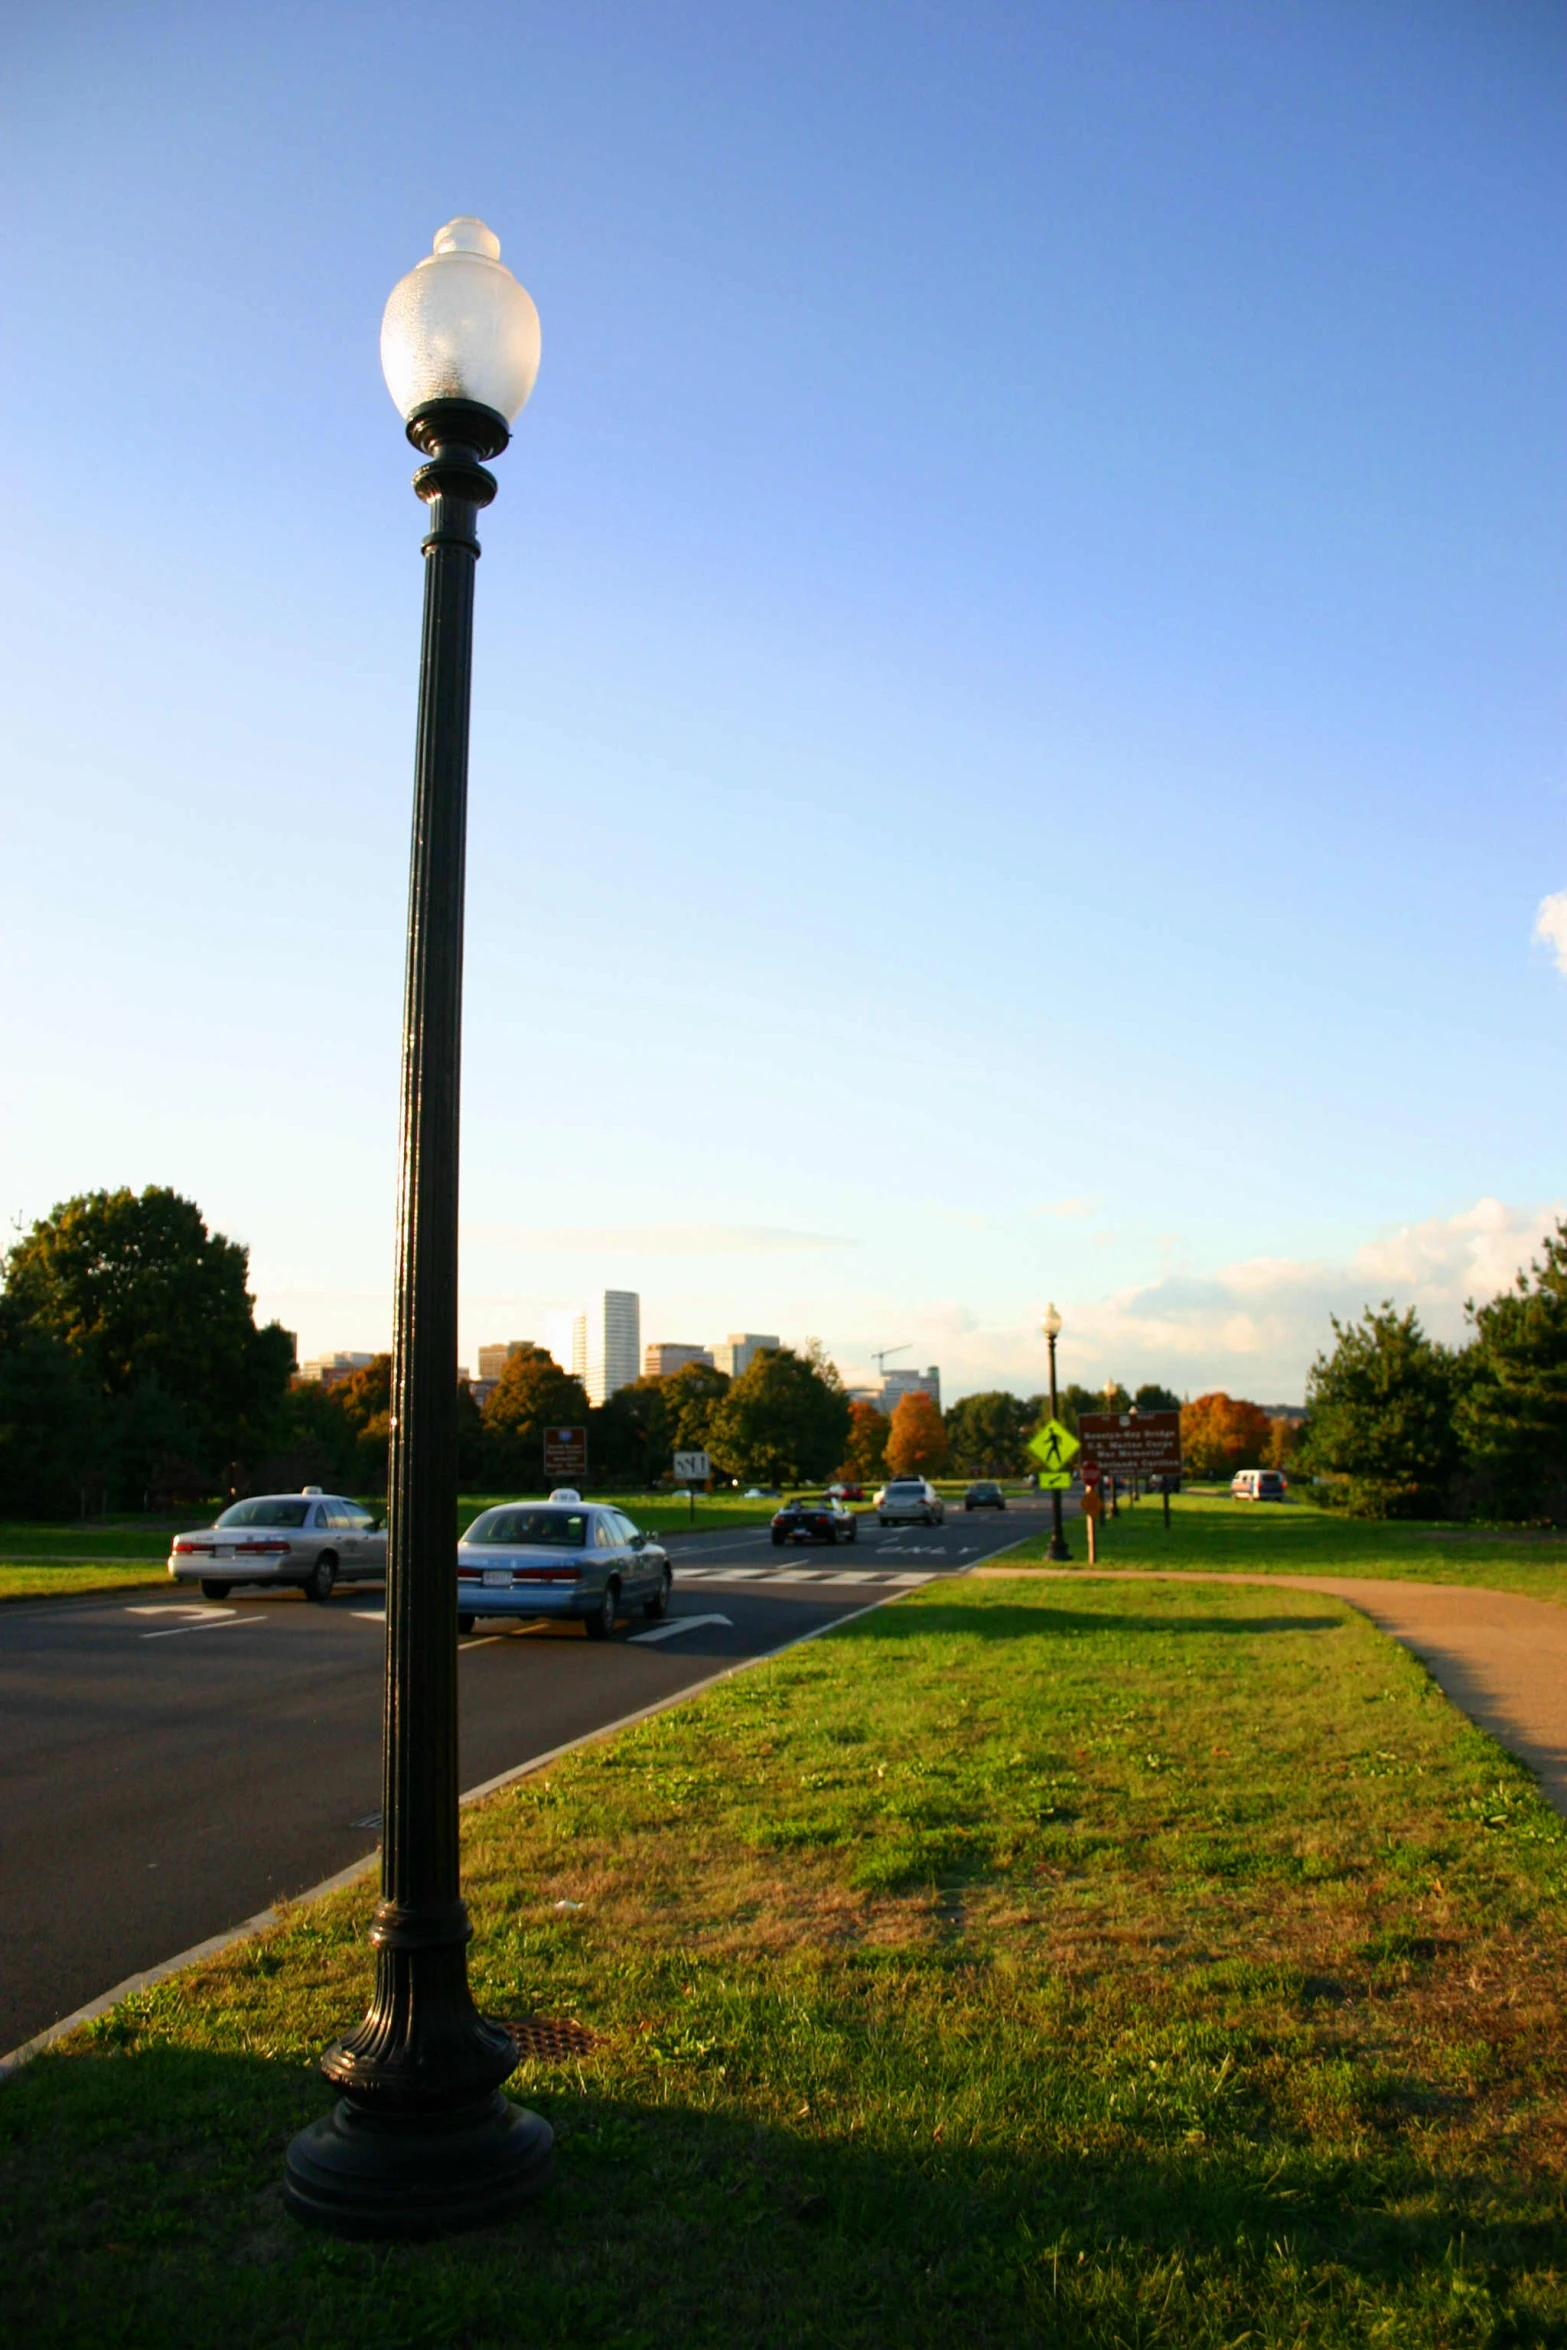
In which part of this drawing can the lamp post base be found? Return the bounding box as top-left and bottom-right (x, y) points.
(284, 2089), (554, 2240)
(1046, 1536), (1071, 1561)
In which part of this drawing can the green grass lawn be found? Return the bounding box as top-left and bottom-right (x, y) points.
(1011, 1489), (1567, 1605)
(5, 1573), (1566, 2344)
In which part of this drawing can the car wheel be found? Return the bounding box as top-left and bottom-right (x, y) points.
(458, 1613), (476, 1635)
(643, 1568), (671, 1621)
(847, 1521), (857, 1544)
(584, 1581), (618, 1641)
(879, 1515), (888, 1526)
(306, 1555), (336, 1604)
(771, 1532), (786, 1546)
(201, 1579), (232, 1601)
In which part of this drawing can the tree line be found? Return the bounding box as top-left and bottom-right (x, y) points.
(7, 1185), (1557, 1522)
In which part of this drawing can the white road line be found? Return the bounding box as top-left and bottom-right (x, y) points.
(351, 1611), (386, 1623)
(709, 1567), (768, 1580)
(141, 1616), (264, 1642)
(817, 1570), (881, 1584)
(887, 1572), (939, 1585)
(628, 1613), (734, 1646)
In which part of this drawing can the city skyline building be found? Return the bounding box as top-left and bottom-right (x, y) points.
(846, 1364), (941, 1417)
(477, 1340), (532, 1382)
(710, 1332), (780, 1381)
(643, 1342), (714, 1379)
(572, 1290), (641, 1405)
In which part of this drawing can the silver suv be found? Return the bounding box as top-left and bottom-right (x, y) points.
(168, 1488), (385, 1603)
(876, 1477), (946, 1526)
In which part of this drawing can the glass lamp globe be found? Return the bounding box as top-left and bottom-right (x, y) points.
(381, 218), (541, 427)
(1043, 1303), (1063, 1340)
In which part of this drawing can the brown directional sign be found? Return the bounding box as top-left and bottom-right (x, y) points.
(1076, 1412), (1182, 1478)
(542, 1425), (588, 1478)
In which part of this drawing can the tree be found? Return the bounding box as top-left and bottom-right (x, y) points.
(590, 1376), (673, 1485)
(1180, 1393), (1274, 1480)
(1, 1186), (295, 1503)
(944, 1390), (1030, 1476)
(886, 1390), (948, 1477)
(1298, 1305), (1459, 1517)
(0, 1311), (106, 1515)
(707, 1346), (850, 1487)
(1056, 1381), (1128, 1434)
(1134, 1383), (1181, 1414)
(1456, 1219), (1567, 1522)
(661, 1359), (731, 1455)
(481, 1347), (591, 1488)
(841, 1399), (890, 1484)
(1265, 1416), (1302, 1474)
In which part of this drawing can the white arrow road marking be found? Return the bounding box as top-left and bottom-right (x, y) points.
(352, 1610), (386, 1623)
(141, 1615), (264, 1641)
(126, 1605), (218, 1618)
(629, 1613), (734, 1646)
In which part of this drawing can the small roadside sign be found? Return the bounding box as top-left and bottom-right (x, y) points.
(1077, 1412), (1181, 1481)
(543, 1425), (588, 1478)
(1028, 1419), (1080, 1477)
(673, 1451), (710, 1484)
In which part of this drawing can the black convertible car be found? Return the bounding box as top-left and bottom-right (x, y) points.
(770, 1496), (859, 1546)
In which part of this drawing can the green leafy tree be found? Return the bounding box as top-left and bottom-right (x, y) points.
(1456, 1218), (1567, 1522)
(1, 1186), (294, 1503)
(0, 1311), (107, 1515)
(481, 1347), (591, 1489)
(886, 1390), (948, 1477)
(1134, 1383), (1182, 1414)
(945, 1390), (1030, 1475)
(1298, 1304), (1459, 1517)
(590, 1376), (673, 1485)
(662, 1359), (731, 1455)
(1056, 1381), (1128, 1435)
(707, 1346), (850, 1487)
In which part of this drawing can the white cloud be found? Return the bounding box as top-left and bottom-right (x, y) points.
(1535, 890), (1567, 978)
(922, 1197), (1562, 1406)
(1032, 1197), (1097, 1219)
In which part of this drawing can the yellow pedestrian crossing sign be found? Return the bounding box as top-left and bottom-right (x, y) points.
(1028, 1418), (1080, 1485)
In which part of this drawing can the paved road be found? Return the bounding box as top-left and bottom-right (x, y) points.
(0, 1505), (1038, 2054)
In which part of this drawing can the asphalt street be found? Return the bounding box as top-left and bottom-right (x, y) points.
(0, 1502), (1042, 2054)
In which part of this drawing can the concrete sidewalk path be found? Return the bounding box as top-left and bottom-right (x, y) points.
(975, 1566), (1567, 1818)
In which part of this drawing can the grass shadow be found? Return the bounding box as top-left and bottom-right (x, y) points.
(862, 1602), (1349, 1644)
(2, 2039), (1560, 2347)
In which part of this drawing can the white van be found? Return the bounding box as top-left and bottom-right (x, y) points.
(1231, 1468), (1287, 1502)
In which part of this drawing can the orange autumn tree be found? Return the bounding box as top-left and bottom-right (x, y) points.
(1180, 1392), (1273, 1479)
(885, 1389), (948, 1478)
(841, 1398), (891, 1484)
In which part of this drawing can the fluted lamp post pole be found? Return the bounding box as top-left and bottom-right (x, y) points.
(1043, 1303), (1070, 1562)
(284, 218), (553, 2238)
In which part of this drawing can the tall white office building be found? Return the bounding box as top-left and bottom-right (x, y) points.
(571, 1290), (642, 1405)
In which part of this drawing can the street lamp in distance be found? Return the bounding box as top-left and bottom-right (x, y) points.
(283, 218), (552, 2239)
(1042, 1303), (1070, 1562)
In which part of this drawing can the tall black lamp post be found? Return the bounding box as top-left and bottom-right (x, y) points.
(1044, 1302), (1070, 1562)
(285, 218), (553, 2239)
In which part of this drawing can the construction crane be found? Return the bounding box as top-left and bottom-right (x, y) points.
(872, 1344), (911, 1376)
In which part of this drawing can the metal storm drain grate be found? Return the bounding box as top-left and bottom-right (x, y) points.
(504, 2015), (599, 2062)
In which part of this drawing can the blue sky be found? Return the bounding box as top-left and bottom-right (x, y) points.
(2, 1), (1562, 1403)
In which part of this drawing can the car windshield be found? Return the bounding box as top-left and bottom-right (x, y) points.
(215, 1499), (313, 1528)
(465, 1507), (589, 1549)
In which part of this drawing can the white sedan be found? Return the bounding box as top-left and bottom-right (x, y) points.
(168, 1488), (384, 1603)
(874, 1477), (946, 1526)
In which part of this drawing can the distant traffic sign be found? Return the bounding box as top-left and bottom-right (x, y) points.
(543, 1425), (588, 1478)
(1028, 1418), (1080, 1477)
(673, 1451), (710, 1484)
